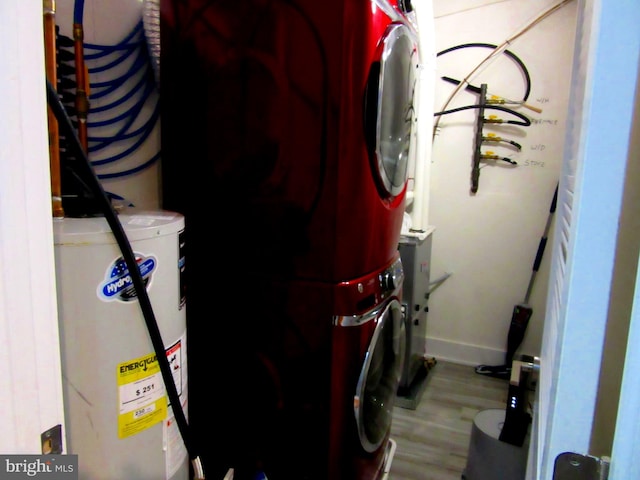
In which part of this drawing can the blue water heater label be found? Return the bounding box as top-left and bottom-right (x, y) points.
(98, 253), (157, 303)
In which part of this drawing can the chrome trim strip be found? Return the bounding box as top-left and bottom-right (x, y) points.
(333, 303), (385, 327)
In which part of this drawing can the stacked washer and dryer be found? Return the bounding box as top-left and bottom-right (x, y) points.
(160, 1), (420, 478)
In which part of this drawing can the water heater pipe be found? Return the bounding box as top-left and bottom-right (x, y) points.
(72, 0), (89, 153)
(43, 0), (64, 218)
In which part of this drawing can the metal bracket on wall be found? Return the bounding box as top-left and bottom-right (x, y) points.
(471, 83), (488, 194)
(553, 452), (610, 480)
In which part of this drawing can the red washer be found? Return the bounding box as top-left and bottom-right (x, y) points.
(240, 255), (406, 479)
(328, 254), (406, 479)
(161, 0), (420, 281)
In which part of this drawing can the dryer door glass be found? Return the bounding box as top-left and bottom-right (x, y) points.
(365, 23), (419, 199)
(354, 299), (406, 453)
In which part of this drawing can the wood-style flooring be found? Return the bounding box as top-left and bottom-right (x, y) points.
(389, 360), (510, 480)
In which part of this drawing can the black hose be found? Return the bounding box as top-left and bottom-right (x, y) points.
(46, 79), (199, 466)
(437, 42), (532, 101)
(434, 103), (531, 126)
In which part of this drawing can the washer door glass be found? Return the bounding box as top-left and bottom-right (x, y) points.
(354, 298), (406, 453)
(364, 23), (419, 198)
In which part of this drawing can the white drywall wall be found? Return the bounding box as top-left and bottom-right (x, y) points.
(422, 0), (578, 365)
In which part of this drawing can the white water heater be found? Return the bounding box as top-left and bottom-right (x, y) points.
(53, 209), (189, 480)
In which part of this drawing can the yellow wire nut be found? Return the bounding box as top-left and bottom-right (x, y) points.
(484, 115), (504, 124)
(483, 133), (501, 141)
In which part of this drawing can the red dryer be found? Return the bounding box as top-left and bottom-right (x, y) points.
(161, 0), (420, 281)
(292, 0), (420, 281)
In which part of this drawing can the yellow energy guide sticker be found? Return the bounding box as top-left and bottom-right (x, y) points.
(117, 352), (167, 438)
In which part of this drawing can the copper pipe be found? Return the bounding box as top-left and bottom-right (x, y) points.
(43, 0), (64, 218)
(73, 22), (89, 153)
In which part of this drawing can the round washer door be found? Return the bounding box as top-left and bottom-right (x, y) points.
(354, 298), (406, 453)
(365, 22), (419, 199)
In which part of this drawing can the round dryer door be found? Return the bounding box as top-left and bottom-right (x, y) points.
(365, 22), (419, 199)
(354, 298), (406, 453)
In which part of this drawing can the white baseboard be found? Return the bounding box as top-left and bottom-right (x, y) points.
(424, 336), (505, 367)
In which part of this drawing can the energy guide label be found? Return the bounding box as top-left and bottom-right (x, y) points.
(120, 375), (162, 410)
(117, 352), (167, 438)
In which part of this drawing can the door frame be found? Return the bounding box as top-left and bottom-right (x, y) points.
(529, 1), (640, 479)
